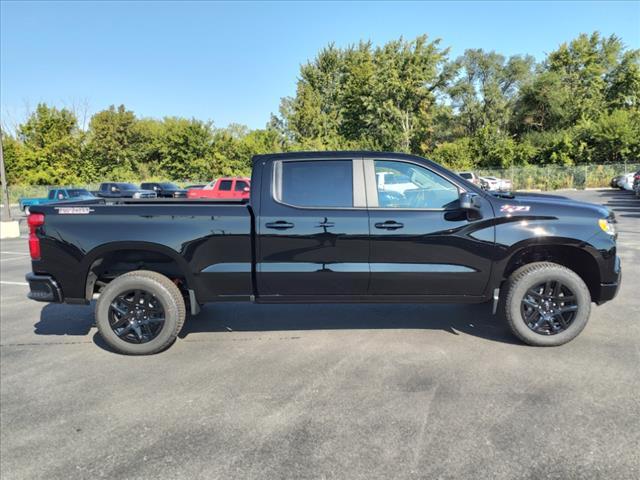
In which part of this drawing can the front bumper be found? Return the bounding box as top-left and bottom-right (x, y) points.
(596, 256), (621, 305)
(25, 273), (63, 303)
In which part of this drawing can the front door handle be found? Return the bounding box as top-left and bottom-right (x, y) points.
(375, 221), (404, 230)
(265, 220), (295, 230)
(316, 221), (335, 228)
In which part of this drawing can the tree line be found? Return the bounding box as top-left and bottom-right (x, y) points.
(2, 31), (639, 185)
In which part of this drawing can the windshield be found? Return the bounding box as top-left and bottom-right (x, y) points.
(117, 183), (138, 190)
(459, 173), (472, 179)
(159, 183), (179, 190)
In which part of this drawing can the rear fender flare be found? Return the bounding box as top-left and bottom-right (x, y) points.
(81, 241), (196, 300)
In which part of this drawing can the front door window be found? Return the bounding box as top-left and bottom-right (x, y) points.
(374, 160), (459, 209)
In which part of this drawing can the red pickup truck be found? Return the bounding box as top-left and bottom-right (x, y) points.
(186, 177), (251, 199)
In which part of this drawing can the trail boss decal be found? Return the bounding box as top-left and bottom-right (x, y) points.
(55, 207), (95, 215)
(500, 204), (531, 213)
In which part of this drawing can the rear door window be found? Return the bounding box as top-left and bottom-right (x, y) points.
(276, 160), (353, 208)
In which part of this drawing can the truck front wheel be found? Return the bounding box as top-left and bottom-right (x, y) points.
(95, 270), (186, 355)
(503, 262), (591, 346)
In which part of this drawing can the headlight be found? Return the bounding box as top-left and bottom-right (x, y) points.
(133, 192), (142, 199)
(598, 218), (616, 236)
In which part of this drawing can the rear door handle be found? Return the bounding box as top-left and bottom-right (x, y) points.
(265, 221), (295, 230)
(375, 221), (404, 230)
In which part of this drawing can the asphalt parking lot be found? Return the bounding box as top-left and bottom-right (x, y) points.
(1, 189), (639, 480)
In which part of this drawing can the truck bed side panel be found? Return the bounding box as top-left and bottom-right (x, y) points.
(31, 204), (253, 302)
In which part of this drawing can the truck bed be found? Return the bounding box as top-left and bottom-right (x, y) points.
(29, 201), (254, 304)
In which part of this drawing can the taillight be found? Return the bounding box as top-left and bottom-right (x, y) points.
(27, 213), (45, 260)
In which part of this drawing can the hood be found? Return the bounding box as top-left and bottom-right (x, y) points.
(489, 191), (611, 219)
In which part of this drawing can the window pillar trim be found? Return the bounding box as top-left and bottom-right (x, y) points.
(363, 159), (379, 208)
(352, 158), (367, 208)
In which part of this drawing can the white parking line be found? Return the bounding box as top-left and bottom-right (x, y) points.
(0, 251), (28, 255)
(0, 256), (29, 262)
(0, 281), (28, 286)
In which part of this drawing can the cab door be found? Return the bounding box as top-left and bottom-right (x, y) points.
(365, 158), (494, 297)
(256, 157), (370, 297)
(233, 179), (250, 199)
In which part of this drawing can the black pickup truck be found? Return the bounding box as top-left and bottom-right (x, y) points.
(25, 152), (621, 354)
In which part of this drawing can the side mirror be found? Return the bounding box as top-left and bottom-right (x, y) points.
(243, 187), (250, 193)
(459, 192), (481, 211)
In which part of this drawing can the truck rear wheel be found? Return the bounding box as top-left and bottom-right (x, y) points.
(95, 270), (186, 355)
(503, 262), (591, 346)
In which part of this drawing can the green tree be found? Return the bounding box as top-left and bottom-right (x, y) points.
(546, 33), (625, 122)
(85, 105), (139, 179)
(605, 49), (640, 110)
(576, 109), (640, 162)
(511, 71), (572, 134)
(14, 104), (84, 184)
(448, 49), (534, 136)
(279, 35), (453, 153)
(430, 138), (474, 171)
(280, 44), (346, 147)
(346, 35), (453, 152)
(157, 117), (215, 180)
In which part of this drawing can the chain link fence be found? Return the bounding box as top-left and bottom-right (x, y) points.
(4, 163), (640, 203)
(476, 163), (640, 191)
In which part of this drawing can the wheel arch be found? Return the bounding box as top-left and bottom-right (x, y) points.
(501, 243), (601, 301)
(81, 241), (197, 302)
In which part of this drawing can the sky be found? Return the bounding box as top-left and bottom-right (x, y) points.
(1, 0), (639, 131)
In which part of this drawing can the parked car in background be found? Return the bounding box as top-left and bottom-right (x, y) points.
(619, 173), (636, 191)
(187, 177), (251, 199)
(96, 182), (157, 199)
(140, 182), (187, 198)
(19, 188), (96, 213)
(479, 176), (513, 192)
(611, 175), (625, 189)
(376, 170), (416, 195)
(632, 170), (640, 198)
(457, 171), (481, 186)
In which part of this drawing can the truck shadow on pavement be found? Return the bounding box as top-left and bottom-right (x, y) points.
(180, 302), (521, 345)
(34, 301), (522, 349)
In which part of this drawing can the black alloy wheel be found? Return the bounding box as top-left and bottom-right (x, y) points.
(520, 280), (578, 335)
(109, 289), (166, 343)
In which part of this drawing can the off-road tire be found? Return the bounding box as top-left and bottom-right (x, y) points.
(95, 270), (186, 355)
(503, 262), (591, 346)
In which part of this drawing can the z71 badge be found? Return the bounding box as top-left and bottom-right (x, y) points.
(55, 207), (95, 215)
(500, 204), (530, 213)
